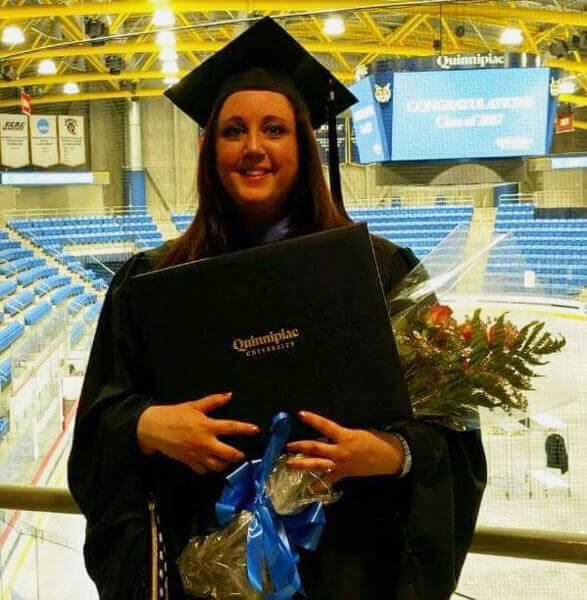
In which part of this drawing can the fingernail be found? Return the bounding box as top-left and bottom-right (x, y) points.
(224, 392), (233, 398)
(251, 425), (260, 432)
(298, 411), (307, 417)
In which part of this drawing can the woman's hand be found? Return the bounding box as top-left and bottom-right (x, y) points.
(285, 411), (405, 484)
(137, 392), (260, 474)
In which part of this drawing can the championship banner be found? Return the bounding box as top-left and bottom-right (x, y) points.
(30, 115), (58, 167)
(0, 114), (30, 168)
(58, 115), (86, 166)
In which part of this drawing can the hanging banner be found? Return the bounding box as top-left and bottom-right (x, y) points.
(0, 114), (30, 168)
(20, 91), (31, 116)
(58, 115), (86, 166)
(30, 115), (58, 167)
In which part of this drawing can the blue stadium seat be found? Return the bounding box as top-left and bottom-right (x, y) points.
(24, 301), (52, 326)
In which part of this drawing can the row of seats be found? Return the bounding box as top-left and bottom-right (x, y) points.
(0, 257), (46, 276)
(24, 301), (51, 326)
(52, 284), (85, 306)
(36, 274), (72, 296)
(18, 266), (58, 287)
(487, 200), (586, 296)
(0, 322), (24, 353)
(69, 292), (97, 316)
(0, 358), (10, 390)
(5, 290), (35, 316)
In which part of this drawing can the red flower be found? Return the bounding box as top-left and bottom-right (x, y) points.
(460, 321), (473, 342)
(487, 325), (496, 344)
(426, 304), (453, 327)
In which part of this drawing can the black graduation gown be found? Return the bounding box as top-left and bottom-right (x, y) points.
(67, 234), (486, 600)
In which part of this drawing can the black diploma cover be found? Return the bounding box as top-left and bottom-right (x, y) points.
(130, 224), (411, 452)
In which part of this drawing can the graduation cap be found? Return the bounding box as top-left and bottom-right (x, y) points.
(164, 16), (357, 216)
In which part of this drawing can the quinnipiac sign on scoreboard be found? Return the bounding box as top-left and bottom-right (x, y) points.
(0, 114), (30, 168)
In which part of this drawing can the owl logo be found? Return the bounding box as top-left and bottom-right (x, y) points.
(374, 83), (391, 104)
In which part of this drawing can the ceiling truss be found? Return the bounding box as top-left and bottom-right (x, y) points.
(0, 0), (584, 109)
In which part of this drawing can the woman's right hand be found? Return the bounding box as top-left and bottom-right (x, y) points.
(136, 392), (260, 474)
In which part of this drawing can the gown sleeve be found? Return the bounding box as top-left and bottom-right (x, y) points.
(373, 237), (488, 600)
(67, 254), (156, 600)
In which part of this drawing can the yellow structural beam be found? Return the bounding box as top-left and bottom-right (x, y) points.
(546, 58), (587, 75)
(0, 1), (585, 27)
(0, 69), (352, 90)
(574, 120), (587, 131)
(0, 88), (165, 109)
(559, 93), (587, 107)
(0, 40), (433, 62)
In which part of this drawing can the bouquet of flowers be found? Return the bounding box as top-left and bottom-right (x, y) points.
(387, 227), (567, 431)
(178, 413), (339, 600)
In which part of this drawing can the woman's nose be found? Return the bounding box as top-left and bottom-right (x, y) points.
(243, 131), (265, 156)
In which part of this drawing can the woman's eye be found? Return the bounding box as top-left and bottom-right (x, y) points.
(265, 124), (285, 135)
(223, 125), (244, 137)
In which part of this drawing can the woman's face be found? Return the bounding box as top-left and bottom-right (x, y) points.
(215, 90), (299, 226)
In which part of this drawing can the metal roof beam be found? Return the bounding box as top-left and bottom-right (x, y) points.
(0, 68), (353, 90)
(0, 40), (433, 62)
(1, 2), (586, 28)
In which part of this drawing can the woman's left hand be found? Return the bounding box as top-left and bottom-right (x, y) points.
(285, 411), (406, 484)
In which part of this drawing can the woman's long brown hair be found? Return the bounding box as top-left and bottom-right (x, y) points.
(156, 95), (351, 269)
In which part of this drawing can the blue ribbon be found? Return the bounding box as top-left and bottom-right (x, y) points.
(216, 412), (326, 600)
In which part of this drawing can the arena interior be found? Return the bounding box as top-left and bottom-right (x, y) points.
(0, 1), (586, 599)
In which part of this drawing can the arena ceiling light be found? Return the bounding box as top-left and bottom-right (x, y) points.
(63, 82), (80, 95)
(322, 16), (345, 36)
(559, 79), (577, 94)
(500, 28), (523, 46)
(155, 30), (176, 47)
(162, 60), (179, 75)
(152, 8), (175, 27)
(38, 59), (57, 75)
(164, 76), (180, 86)
(2, 25), (25, 45)
(159, 48), (178, 62)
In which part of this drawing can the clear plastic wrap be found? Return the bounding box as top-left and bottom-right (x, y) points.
(178, 420), (339, 600)
(387, 228), (568, 431)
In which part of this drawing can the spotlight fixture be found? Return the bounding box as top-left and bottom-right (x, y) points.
(153, 8), (175, 27)
(500, 28), (523, 46)
(63, 82), (80, 95)
(105, 55), (124, 75)
(0, 64), (16, 81)
(433, 39), (442, 52)
(559, 79), (577, 94)
(164, 76), (180, 86)
(455, 25), (465, 38)
(38, 59), (57, 75)
(549, 40), (570, 58)
(2, 25), (25, 45)
(84, 18), (107, 46)
(162, 60), (179, 75)
(159, 48), (178, 62)
(323, 16), (345, 36)
(155, 30), (176, 47)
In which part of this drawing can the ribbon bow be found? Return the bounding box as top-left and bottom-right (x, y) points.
(215, 412), (325, 600)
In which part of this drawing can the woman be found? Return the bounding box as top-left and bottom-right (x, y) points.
(68, 17), (486, 600)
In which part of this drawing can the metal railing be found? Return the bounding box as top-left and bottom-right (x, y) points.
(0, 484), (586, 565)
